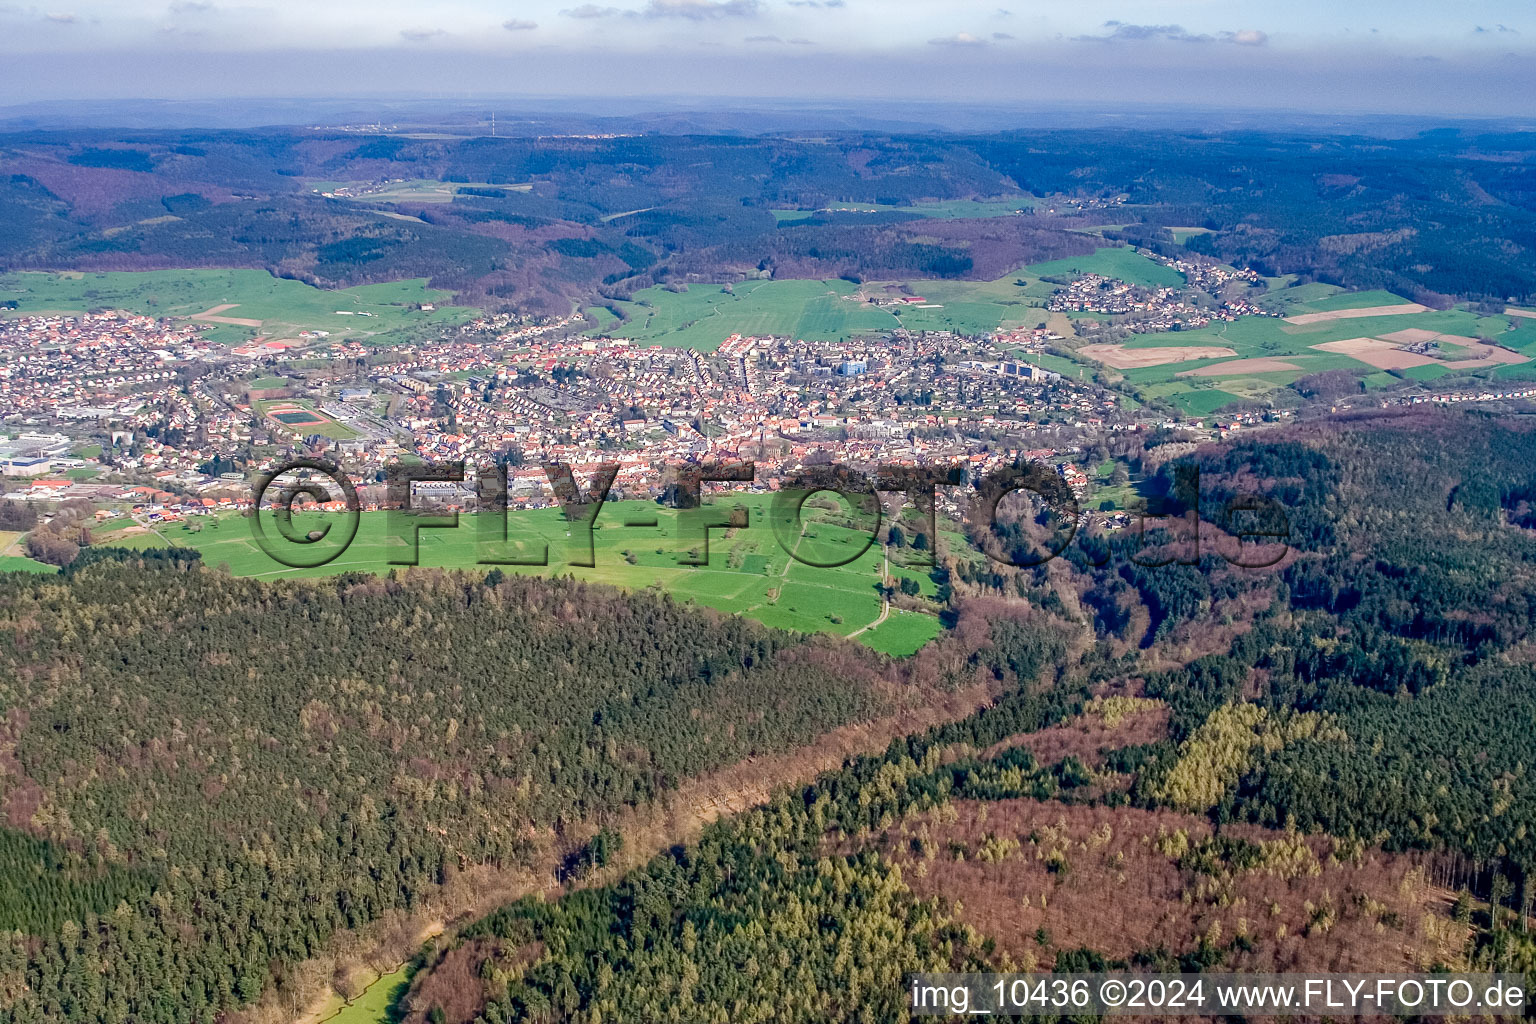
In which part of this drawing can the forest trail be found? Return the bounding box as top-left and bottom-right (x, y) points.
(283, 676), (1001, 1024)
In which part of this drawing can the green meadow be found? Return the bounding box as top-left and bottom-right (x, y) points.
(1168, 226), (1213, 244)
(593, 247), (1179, 349)
(309, 966), (410, 1024)
(857, 610), (944, 658)
(0, 269), (480, 346)
(591, 279), (897, 350)
(98, 495), (947, 654)
(1022, 248), (1187, 290)
(0, 556), (52, 574)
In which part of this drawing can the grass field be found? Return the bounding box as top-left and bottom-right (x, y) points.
(857, 609), (944, 657)
(591, 279), (895, 350)
(100, 495), (947, 653)
(0, 527), (50, 573)
(1256, 281), (1347, 312)
(0, 269), (480, 346)
(1300, 289), (1415, 312)
(310, 966), (410, 1024)
(1169, 226), (1213, 244)
(1024, 248), (1186, 289)
(0, 556), (50, 574)
(593, 248), (1177, 349)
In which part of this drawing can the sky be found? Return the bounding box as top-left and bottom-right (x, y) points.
(0, 0), (1532, 116)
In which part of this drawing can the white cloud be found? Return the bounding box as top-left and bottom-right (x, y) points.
(643, 0), (759, 19)
(929, 32), (986, 46)
(1222, 28), (1268, 46)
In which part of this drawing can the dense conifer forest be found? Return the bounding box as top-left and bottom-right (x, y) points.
(0, 566), (907, 1023)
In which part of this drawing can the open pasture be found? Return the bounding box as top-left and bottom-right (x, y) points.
(0, 269), (478, 346)
(591, 279), (895, 350)
(100, 496), (945, 653)
(1023, 248), (1186, 289)
(593, 248), (1183, 349)
(1284, 302), (1429, 325)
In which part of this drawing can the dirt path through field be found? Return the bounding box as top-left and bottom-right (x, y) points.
(190, 304), (264, 327)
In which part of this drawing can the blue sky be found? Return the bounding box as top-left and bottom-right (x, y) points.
(0, 0), (1532, 114)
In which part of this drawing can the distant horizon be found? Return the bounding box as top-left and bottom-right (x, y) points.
(2, 93), (1535, 134)
(0, 0), (1532, 118)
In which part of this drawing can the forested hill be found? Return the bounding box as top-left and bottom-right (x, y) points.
(3, 128), (1536, 310)
(1152, 409), (1536, 861)
(0, 564), (926, 1024)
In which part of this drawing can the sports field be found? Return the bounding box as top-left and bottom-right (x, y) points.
(254, 398), (359, 440)
(98, 495), (946, 654)
(0, 269), (479, 346)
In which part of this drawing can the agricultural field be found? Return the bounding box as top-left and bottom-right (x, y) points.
(96, 494), (948, 653)
(0, 530), (50, 572)
(593, 247), (1177, 349)
(0, 269), (480, 346)
(1295, 288), (1416, 312)
(1085, 291), (1525, 415)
